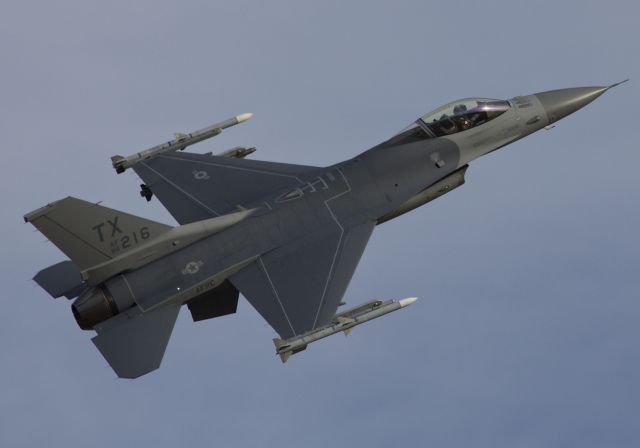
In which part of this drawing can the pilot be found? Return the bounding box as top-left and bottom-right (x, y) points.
(452, 104), (473, 130)
(453, 104), (467, 115)
(438, 114), (457, 135)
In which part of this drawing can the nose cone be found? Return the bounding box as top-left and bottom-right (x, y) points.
(535, 83), (624, 123)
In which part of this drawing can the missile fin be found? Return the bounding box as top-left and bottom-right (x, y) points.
(174, 132), (188, 141)
(111, 155), (126, 174)
(272, 337), (286, 349)
(336, 316), (353, 324)
(273, 338), (292, 363)
(335, 316), (355, 336)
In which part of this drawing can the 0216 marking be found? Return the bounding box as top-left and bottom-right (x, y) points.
(108, 226), (151, 254)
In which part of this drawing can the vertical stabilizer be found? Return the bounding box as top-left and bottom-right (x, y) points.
(24, 197), (171, 270)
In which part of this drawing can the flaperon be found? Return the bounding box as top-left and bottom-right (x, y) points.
(25, 82), (625, 378)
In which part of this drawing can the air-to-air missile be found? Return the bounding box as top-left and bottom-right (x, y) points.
(273, 297), (418, 362)
(111, 113), (253, 173)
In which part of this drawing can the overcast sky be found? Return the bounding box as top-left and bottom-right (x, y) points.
(2, 1), (639, 447)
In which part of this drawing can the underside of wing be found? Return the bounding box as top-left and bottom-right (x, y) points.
(133, 152), (319, 224)
(229, 221), (375, 339)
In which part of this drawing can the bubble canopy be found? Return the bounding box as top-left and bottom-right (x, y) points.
(389, 98), (511, 145)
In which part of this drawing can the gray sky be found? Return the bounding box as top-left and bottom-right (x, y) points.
(2, 1), (639, 447)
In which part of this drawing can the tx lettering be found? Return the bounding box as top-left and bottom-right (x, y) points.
(91, 216), (122, 242)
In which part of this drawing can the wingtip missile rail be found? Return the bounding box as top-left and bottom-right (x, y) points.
(216, 146), (257, 159)
(111, 113), (253, 174)
(273, 297), (418, 363)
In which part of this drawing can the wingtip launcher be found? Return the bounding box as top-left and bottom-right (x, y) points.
(111, 113), (254, 174)
(273, 297), (418, 363)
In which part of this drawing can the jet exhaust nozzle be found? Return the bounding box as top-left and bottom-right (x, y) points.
(72, 287), (118, 330)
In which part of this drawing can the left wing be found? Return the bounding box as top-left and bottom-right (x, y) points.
(133, 152), (319, 224)
(229, 221), (375, 339)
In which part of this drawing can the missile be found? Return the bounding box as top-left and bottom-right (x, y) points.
(111, 113), (253, 173)
(273, 297), (418, 362)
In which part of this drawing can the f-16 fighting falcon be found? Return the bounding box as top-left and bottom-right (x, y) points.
(25, 82), (626, 378)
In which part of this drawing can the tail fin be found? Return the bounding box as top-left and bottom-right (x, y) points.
(24, 197), (171, 270)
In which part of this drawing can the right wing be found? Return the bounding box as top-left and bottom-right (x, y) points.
(230, 221), (375, 338)
(133, 152), (319, 224)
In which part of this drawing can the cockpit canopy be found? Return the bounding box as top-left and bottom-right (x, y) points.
(421, 98), (510, 136)
(388, 98), (511, 146)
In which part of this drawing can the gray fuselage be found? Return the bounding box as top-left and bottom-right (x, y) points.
(103, 92), (553, 317)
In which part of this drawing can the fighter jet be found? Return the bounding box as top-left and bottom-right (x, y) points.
(25, 82), (625, 378)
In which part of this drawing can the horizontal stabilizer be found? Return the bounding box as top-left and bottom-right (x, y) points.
(34, 260), (85, 299)
(92, 304), (180, 379)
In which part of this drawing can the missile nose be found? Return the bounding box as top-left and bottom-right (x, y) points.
(535, 81), (627, 124)
(399, 297), (418, 308)
(236, 112), (253, 123)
